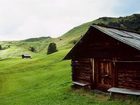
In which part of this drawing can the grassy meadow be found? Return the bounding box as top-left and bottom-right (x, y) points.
(0, 49), (139, 105)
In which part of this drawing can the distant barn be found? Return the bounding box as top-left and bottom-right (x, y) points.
(22, 54), (31, 59)
(64, 25), (140, 96)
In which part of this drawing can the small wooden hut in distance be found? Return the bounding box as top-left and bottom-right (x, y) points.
(64, 25), (140, 94)
(22, 54), (31, 59)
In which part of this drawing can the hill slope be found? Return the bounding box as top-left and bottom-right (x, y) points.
(0, 50), (139, 105)
(62, 14), (140, 38)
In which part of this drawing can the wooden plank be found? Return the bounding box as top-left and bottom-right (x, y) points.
(73, 81), (89, 86)
(114, 61), (140, 62)
(72, 59), (92, 85)
(108, 87), (140, 96)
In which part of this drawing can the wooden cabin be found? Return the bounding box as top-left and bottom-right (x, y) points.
(22, 54), (31, 59)
(64, 25), (140, 94)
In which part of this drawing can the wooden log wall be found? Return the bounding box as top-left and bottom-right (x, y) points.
(71, 59), (92, 84)
(117, 62), (140, 90)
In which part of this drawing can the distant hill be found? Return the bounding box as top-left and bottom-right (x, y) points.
(23, 36), (52, 42)
(0, 14), (140, 58)
(94, 14), (140, 32)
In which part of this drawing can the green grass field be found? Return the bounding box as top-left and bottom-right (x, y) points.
(0, 49), (139, 105)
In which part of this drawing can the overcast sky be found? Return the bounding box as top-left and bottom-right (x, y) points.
(0, 0), (140, 41)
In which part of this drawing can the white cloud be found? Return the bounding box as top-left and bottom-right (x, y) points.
(0, 0), (139, 40)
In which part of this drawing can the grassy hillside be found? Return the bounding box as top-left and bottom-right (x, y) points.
(0, 50), (139, 105)
(0, 14), (140, 105)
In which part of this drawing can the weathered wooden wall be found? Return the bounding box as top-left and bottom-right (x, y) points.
(72, 58), (140, 91)
(72, 59), (92, 84)
(117, 62), (140, 90)
(69, 28), (140, 91)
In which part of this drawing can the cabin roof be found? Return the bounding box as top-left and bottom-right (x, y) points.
(93, 25), (140, 50)
(64, 25), (140, 59)
(22, 54), (31, 56)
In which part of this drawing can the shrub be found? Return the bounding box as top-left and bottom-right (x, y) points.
(72, 40), (78, 45)
(29, 47), (36, 52)
(47, 43), (57, 54)
(0, 45), (2, 50)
